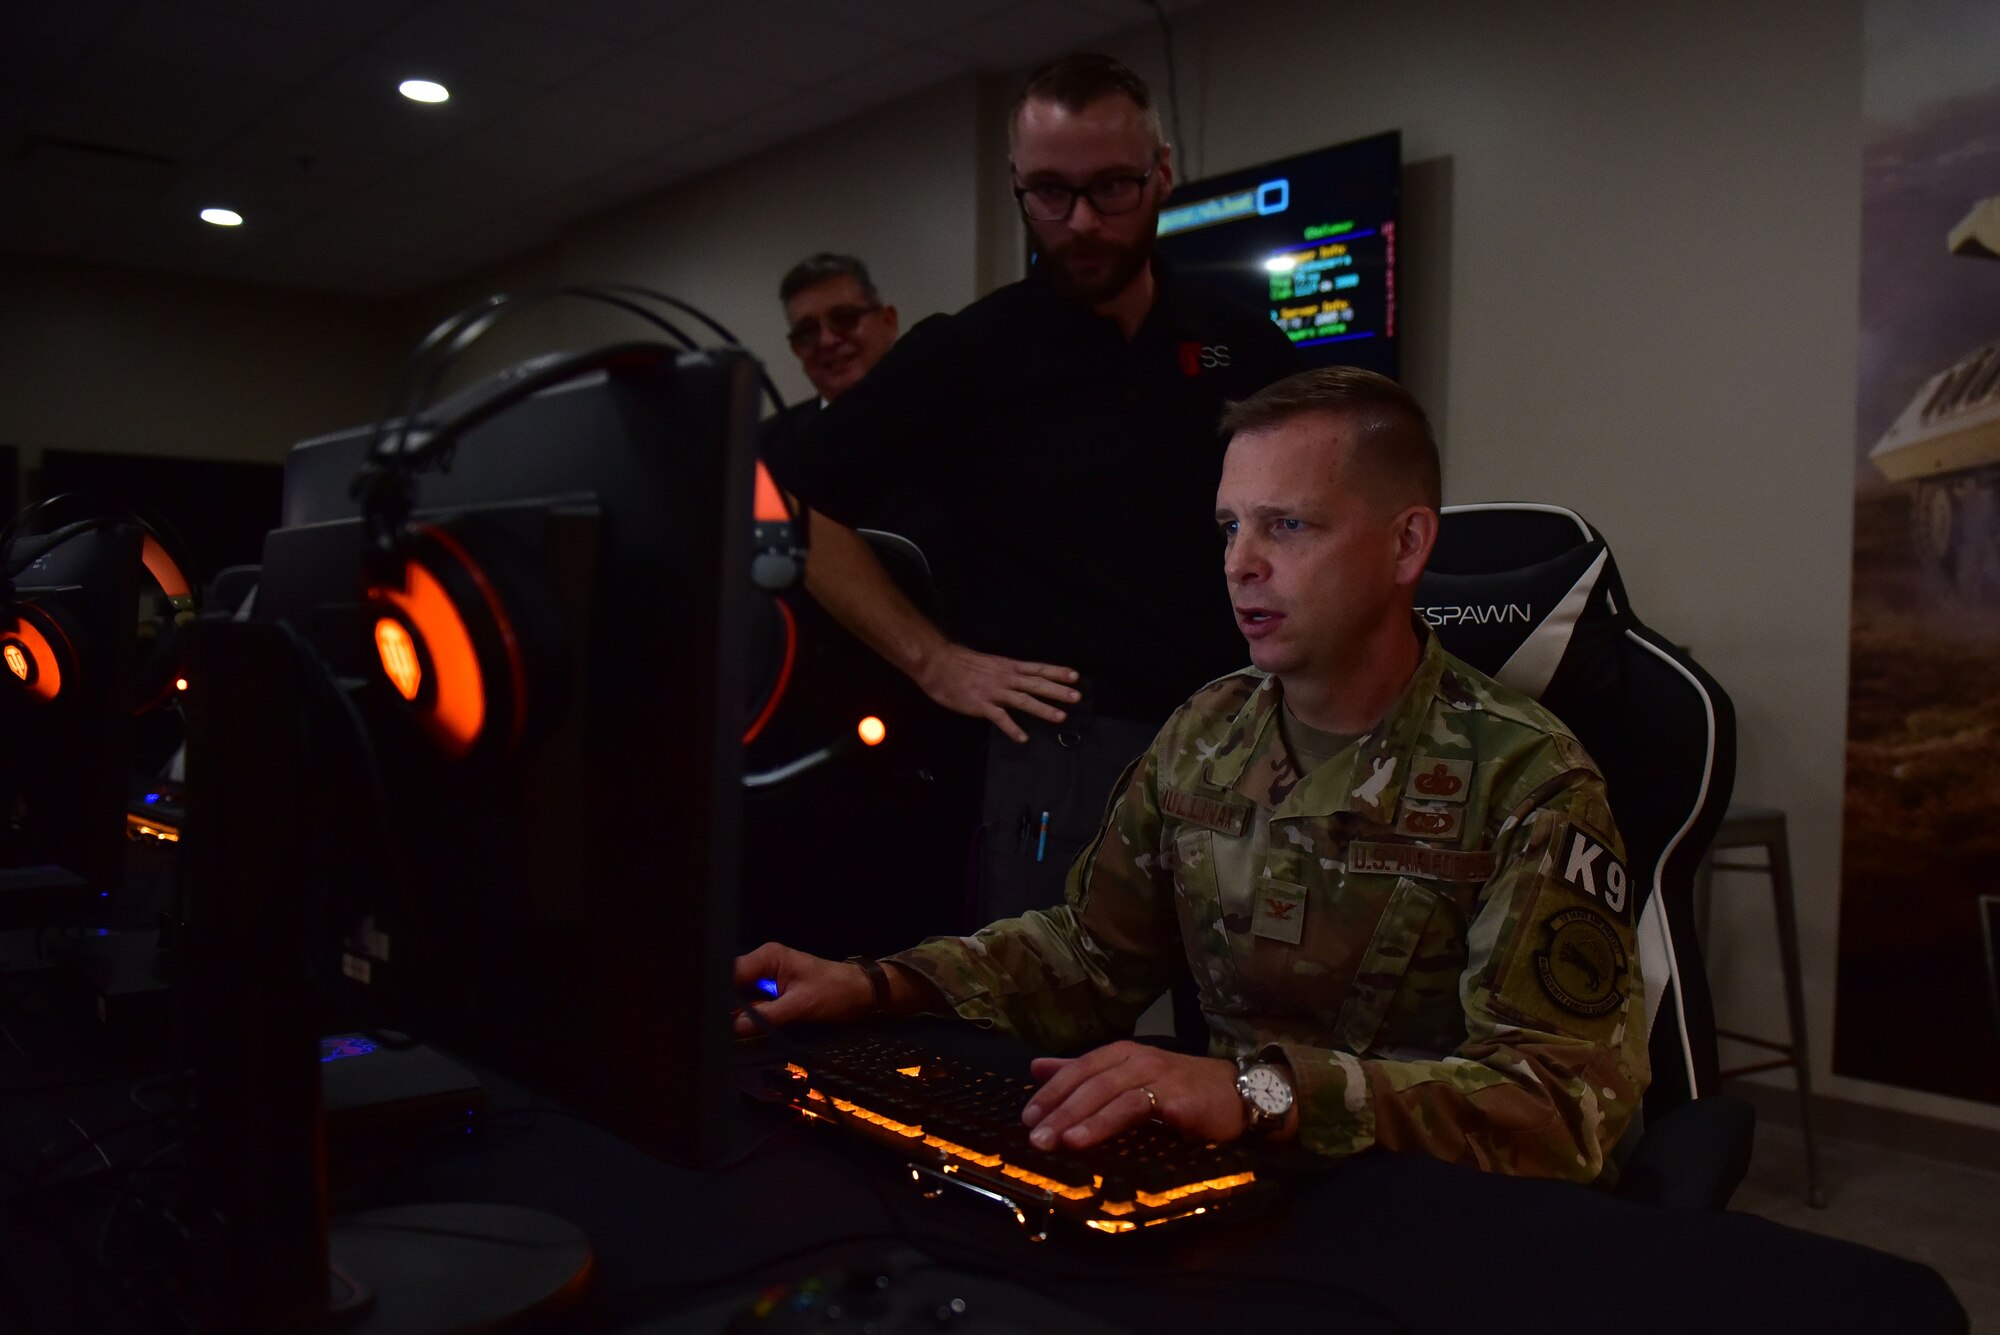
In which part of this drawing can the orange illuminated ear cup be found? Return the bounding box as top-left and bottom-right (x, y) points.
(368, 556), (488, 758)
(3, 605), (76, 703)
(366, 521), (569, 759)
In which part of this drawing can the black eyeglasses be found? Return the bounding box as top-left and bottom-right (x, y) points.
(1013, 158), (1160, 223)
(786, 303), (880, 350)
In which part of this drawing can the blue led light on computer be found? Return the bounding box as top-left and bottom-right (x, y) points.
(143, 793), (160, 805)
(319, 1035), (379, 1062)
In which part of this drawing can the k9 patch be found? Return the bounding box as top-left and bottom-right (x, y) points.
(1250, 881), (1307, 945)
(1548, 821), (1632, 921)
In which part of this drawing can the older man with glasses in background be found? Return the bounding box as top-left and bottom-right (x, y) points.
(759, 253), (900, 495)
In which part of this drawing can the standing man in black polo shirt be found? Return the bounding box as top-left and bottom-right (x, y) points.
(794, 53), (1298, 922)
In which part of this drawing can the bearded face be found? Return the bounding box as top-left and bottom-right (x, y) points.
(1011, 94), (1172, 311)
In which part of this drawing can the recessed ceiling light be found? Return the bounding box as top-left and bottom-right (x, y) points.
(399, 79), (450, 104)
(200, 207), (243, 227)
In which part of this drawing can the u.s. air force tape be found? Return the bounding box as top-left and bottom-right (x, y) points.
(1347, 840), (1495, 882)
(1160, 787), (1251, 837)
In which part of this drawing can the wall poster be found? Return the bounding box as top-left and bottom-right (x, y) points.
(1836, 0), (2000, 1102)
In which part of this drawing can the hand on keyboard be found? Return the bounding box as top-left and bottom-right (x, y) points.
(1023, 1041), (1247, 1150)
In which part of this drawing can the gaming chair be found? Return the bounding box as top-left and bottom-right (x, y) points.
(1419, 502), (1747, 1208)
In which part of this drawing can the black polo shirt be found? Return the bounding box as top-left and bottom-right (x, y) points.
(794, 263), (1299, 722)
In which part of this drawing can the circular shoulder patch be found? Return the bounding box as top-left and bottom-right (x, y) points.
(1534, 908), (1627, 1017)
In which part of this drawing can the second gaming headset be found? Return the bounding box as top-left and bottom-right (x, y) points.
(0, 493), (198, 713)
(349, 284), (806, 761)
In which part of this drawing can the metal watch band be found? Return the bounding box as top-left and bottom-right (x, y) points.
(1235, 1055), (1294, 1138)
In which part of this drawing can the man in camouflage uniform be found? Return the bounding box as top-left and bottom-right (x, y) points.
(736, 368), (1646, 1183)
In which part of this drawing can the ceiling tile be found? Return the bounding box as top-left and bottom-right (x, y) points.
(204, 141), (404, 213)
(344, 156), (553, 230)
(787, 0), (1014, 41)
(0, 168), (143, 252)
(655, 2), (900, 85)
(1065, 0), (1166, 21)
(222, 68), (541, 180)
(585, 48), (796, 128)
(101, 4), (358, 84)
(0, 32), (88, 93)
(151, 168), (329, 234)
(366, 0), (627, 89)
(32, 50), (292, 161)
(0, 215), (102, 262)
(925, 1), (1122, 71)
(449, 92), (678, 186)
(85, 210), (271, 278)
(169, 0), (422, 46)
(476, 0), (707, 41)
(4, 0), (128, 45)
(249, 209), (439, 273)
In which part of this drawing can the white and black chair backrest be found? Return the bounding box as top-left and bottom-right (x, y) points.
(1417, 504), (1737, 1119)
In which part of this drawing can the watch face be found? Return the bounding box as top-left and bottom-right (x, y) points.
(1243, 1064), (1292, 1115)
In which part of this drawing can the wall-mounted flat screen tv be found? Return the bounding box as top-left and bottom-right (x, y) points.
(1157, 130), (1400, 378)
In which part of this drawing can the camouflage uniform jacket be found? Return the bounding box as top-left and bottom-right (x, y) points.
(889, 629), (1649, 1183)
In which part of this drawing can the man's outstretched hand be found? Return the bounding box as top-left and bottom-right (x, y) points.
(914, 642), (1080, 744)
(1021, 1041), (1247, 1151)
(731, 942), (874, 1036)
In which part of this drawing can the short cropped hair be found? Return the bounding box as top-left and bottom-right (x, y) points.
(1220, 367), (1442, 512)
(1010, 53), (1163, 148)
(779, 253), (880, 307)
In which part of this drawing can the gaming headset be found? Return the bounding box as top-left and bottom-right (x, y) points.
(0, 493), (198, 714)
(349, 286), (806, 761)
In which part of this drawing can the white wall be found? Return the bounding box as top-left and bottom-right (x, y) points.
(1094, 0), (1990, 1130)
(0, 255), (400, 468)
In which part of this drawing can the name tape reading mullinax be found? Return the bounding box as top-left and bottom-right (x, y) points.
(1161, 788), (1252, 837)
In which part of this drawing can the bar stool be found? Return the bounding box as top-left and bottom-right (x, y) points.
(1700, 804), (1826, 1207)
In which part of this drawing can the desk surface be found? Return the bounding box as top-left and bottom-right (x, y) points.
(0, 1006), (1969, 1335)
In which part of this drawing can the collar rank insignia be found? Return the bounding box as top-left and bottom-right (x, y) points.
(1250, 881), (1306, 945)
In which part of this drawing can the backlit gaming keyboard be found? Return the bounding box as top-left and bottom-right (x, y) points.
(768, 1033), (1269, 1236)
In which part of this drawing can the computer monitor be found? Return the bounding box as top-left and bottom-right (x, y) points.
(240, 345), (764, 1166)
(1156, 130), (1402, 378)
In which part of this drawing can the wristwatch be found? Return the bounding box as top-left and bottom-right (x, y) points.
(1234, 1055), (1296, 1138)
